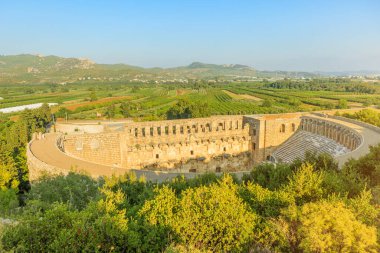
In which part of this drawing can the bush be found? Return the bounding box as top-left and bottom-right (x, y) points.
(25, 172), (102, 211)
(0, 189), (18, 216)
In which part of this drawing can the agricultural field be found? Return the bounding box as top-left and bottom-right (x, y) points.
(1, 80), (380, 122)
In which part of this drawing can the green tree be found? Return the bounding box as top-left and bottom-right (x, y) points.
(262, 99), (272, 107)
(337, 99), (348, 109)
(55, 107), (72, 118)
(166, 99), (211, 120)
(26, 172), (102, 211)
(140, 175), (256, 252)
(242, 163), (293, 190)
(2, 188), (129, 252)
(120, 102), (131, 117)
(298, 200), (378, 253)
(285, 163), (324, 205)
(345, 144), (380, 188)
(104, 104), (116, 119)
(0, 189), (18, 216)
(89, 91), (97, 102)
(166, 99), (192, 119)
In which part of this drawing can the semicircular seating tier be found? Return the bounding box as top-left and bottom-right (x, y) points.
(272, 116), (363, 164)
(272, 130), (350, 163)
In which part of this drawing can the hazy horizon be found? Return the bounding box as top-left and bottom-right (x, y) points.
(1, 0), (380, 72)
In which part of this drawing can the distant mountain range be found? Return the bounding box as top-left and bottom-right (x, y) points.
(0, 54), (377, 85)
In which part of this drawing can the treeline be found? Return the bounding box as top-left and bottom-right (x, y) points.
(0, 151), (379, 252)
(265, 78), (377, 93)
(338, 109), (380, 127)
(166, 99), (211, 120)
(0, 104), (51, 197)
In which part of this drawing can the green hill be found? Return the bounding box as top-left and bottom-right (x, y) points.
(0, 54), (317, 84)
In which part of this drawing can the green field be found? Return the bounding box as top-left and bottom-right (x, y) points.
(1, 80), (380, 121)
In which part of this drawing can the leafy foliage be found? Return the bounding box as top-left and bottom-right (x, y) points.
(140, 175), (256, 252)
(298, 200), (378, 252)
(0, 104), (51, 194)
(265, 78), (376, 93)
(25, 172), (102, 211)
(166, 99), (211, 119)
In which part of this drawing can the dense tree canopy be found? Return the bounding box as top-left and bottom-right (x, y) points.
(0, 104), (51, 195)
(340, 109), (380, 127)
(1, 148), (379, 252)
(166, 99), (211, 119)
(265, 78), (376, 93)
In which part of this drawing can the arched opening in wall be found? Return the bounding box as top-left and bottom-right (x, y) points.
(253, 143), (256, 150)
(187, 126), (191, 134)
(134, 128), (138, 137)
(190, 150), (194, 155)
(165, 126), (169, 135)
(223, 147), (227, 152)
(292, 123), (296, 132)
(180, 126), (184, 134)
(173, 126), (177, 134)
(142, 128), (146, 137)
(280, 124), (285, 133)
(150, 127), (154, 136)
(267, 155), (276, 162)
(206, 123), (211, 132)
(157, 127), (161, 136)
(156, 154), (159, 159)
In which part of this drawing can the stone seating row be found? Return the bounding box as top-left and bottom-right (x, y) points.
(272, 130), (349, 163)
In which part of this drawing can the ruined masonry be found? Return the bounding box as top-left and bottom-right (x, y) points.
(58, 113), (362, 173)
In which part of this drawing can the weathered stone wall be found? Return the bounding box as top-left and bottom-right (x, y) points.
(122, 116), (250, 169)
(244, 113), (304, 163)
(62, 116), (251, 171)
(63, 133), (122, 167)
(55, 123), (104, 134)
(27, 140), (69, 181)
(59, 113), (365, 171)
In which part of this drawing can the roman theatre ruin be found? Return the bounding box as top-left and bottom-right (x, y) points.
(27, 112), (380, 181)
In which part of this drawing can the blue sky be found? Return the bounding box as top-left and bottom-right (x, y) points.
(1, 0), (379, 71)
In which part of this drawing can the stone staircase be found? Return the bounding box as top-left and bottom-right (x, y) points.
(272, 130), (349, 163)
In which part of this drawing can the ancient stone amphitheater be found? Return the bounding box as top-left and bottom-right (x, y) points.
(27, 112), (380, 181)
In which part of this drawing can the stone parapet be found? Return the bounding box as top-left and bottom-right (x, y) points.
(27, 139), (69, 181)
